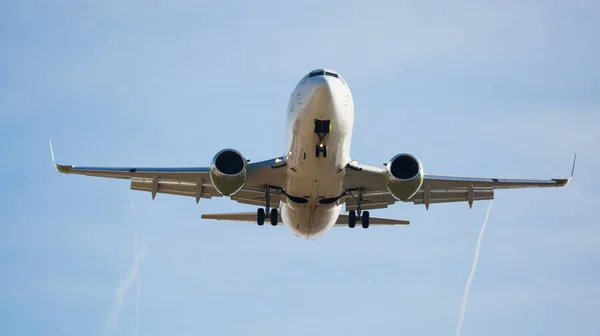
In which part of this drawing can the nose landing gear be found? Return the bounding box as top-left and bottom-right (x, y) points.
(314, 119), (330, 158)
(316, 143), (327, 158)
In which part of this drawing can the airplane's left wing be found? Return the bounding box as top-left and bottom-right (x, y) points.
(49, 141), (287, 206)
(344, 155), (575, 211)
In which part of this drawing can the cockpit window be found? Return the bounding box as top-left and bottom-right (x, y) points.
(308, 70), (340, 80)
(308, 70), (324, 78)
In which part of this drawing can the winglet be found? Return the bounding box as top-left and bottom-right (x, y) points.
(552, 153), (576, 187)
(48, 139), (73, 174)
(48, 139), (56, 163)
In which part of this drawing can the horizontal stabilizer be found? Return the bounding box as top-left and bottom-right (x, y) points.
(201, 212), (265, 222)
(201, 212), (409, 226)
(338, 214), (410, 225)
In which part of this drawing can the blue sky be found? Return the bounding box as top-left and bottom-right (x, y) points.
(1, 1), (599, 335)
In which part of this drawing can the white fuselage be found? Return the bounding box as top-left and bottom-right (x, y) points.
(280, 69), (355, 239)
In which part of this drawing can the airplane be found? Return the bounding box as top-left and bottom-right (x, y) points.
(50, 68), (575, 239)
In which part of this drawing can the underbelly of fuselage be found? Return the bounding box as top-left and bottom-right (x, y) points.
(280, 88), (352, 239)
(281, 202), (340, 239)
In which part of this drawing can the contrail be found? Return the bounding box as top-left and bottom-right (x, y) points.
(135, 235), (142, 336)
(131, 197), (141, 336)
(105, 197), (143, 335)
(131, 196), (142, 336)
(106, 228), (143, 329)
(455, 201), (493, 336)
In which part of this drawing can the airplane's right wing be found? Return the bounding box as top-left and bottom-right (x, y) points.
(50, 141), (287, 208)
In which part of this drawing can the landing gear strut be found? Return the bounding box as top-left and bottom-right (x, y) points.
(347, 188), (370, 228)
(257, 185), (278, 226)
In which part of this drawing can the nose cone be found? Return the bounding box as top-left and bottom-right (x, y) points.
(310, 75), (333, 95)
(306, 76), (334, 117)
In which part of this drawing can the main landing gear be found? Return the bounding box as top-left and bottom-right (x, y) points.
(257, 208), (278, 226)
(347, 188), (370, 228)
(348, 210), (370, 228)
(257, 186), (278, 226)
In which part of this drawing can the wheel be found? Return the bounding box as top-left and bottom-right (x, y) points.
(257, 208), (265, 226)
(361, 211), (370, 228)
(270, 208), (278, 226)
(348, 210), (356, 228)
(315, 144), (320, 157)
(322, 145), (327, 158)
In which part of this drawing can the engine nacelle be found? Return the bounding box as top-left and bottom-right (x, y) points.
(209, 149), (247, 196)
(385, 153), (424, 201)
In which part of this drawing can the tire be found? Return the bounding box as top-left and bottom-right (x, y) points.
(270, 208), (278, 226)
(361, 211), (370, 228)
(322, 145), (327, 158)
(257, 208), (265, 226)
(348, 210), (356, 228)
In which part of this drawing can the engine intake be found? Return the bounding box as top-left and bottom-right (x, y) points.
(386, 153), (424, 201)
(389, 154), (420, 180)
(209, 149), (247, 196)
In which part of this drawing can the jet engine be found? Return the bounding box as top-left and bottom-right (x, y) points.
(209, 149), (247, 196)
(385, 153), (424, 201)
